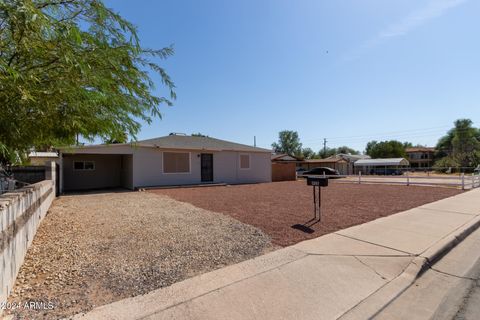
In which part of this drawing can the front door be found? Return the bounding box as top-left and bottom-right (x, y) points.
(201, 153), (213, 182)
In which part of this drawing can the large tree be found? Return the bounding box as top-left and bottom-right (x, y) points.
(365, 140), (409, 158)
(0, 0), (175, 164)
(434, 119), (480, 169)
(272, 130), (302, 156)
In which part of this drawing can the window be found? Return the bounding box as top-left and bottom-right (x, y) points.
(239, 154), (250, 169)
(73, 161), (95, 171)
(163, 152), (190, 173)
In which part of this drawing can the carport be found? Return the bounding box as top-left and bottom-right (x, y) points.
(354, 158), (410, 175)
(60, 151), (133, 192)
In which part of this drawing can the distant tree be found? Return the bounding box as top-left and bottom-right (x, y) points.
(365, 140), (409, 158)
(0, 0), (175, 164)
(272, 130), (302, 156)
(104, 132), (128, 144)
(191, 133), (208, 137)
(434, 119), (480, 169)
(319, 147), (337, 159)
(335, 146), (360, 155)
(301, 148), (317, 159)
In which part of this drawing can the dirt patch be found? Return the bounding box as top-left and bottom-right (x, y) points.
(151, 181), (462, 247)
(7, 191), (272, 319)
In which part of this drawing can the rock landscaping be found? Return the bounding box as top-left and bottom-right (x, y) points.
(7, 191), (272, 319)
(152, 181), (462, 247)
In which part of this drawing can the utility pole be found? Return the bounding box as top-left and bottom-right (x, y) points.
(323, 138), (327, 158)
(254, 136), (256, 147)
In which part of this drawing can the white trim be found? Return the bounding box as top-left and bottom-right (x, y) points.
(161, 151), (192, 174)
(239, 153), (251, 170)
(73, 160), (95, 171)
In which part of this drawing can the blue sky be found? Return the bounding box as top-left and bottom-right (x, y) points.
(104, 0), (479, 152)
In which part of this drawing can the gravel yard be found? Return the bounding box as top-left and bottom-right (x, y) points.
(7, 191), (272, 319)
(151, 181), (462, 247)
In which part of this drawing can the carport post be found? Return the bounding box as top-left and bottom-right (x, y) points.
(358, 171), (362, 184)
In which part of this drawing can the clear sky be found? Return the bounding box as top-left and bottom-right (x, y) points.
(104, 0), (479, 153)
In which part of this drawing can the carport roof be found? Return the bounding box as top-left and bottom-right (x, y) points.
(354, 158), (409, 166)
(60, 135), (271, 153)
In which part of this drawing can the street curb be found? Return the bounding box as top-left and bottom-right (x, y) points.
(339, 215), (480, 320)
(420, 215), (480, 269)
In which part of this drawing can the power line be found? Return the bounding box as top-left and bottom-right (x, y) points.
(302, 125), (451, 143)
(303, 125), (479, 146)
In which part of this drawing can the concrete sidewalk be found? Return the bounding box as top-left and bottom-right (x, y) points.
(74, 189), (480, 320)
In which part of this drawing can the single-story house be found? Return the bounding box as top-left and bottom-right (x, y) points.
(354, 158), (410, 175)
(58, 134), (272, 192)
(334, 153), (371, 175)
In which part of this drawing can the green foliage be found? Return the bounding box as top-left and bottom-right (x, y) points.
(191, 133), (208, 137)
(435, 119), (480, 169)
(365, 140), (409, 158)
(272, 130), (302, 156)
(0, 0), (175, 164)
(433, 156), (461, 173)
(319, 147), (336, 159)
(301, 147), (317, 160)
(332, 146), (360, 156)
(103, 132), (128, 144)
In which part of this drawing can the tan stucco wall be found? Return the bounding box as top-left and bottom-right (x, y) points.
(29, 157), (60, 166)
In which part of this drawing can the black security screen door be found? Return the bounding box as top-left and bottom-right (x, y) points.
(201, 153), (213, 182)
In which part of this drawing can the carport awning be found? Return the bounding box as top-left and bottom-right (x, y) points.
(354, 158), (409, 166)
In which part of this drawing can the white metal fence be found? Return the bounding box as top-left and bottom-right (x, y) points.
(302, 172), (480, 190)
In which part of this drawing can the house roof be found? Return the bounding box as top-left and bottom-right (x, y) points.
(61, 135), (271, 153)
(137, 135), (271, 153)
(28, 151), (58, 158)
(354, 158), (409, 166)
(405, 147), (435, 153)
(271, 154), (302, 161)
(300, 158), (347, 164)
(335, 153), (371, 162)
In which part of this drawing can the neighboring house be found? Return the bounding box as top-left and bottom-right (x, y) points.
(28, 151), (59, 166)
(354, 158), (410, 175)
(270, 154), (302, 181)
(405, 147), (435, 168)
(329, 153), (371, 175)
(58, 134), (271, 192)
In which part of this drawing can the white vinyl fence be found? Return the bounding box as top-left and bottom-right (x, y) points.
(304, 172), (480, 190)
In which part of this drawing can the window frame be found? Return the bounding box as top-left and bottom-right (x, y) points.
(162, 151), (191, 174)
(73, 160), (95, 171)
(239, 153), (251, 170)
